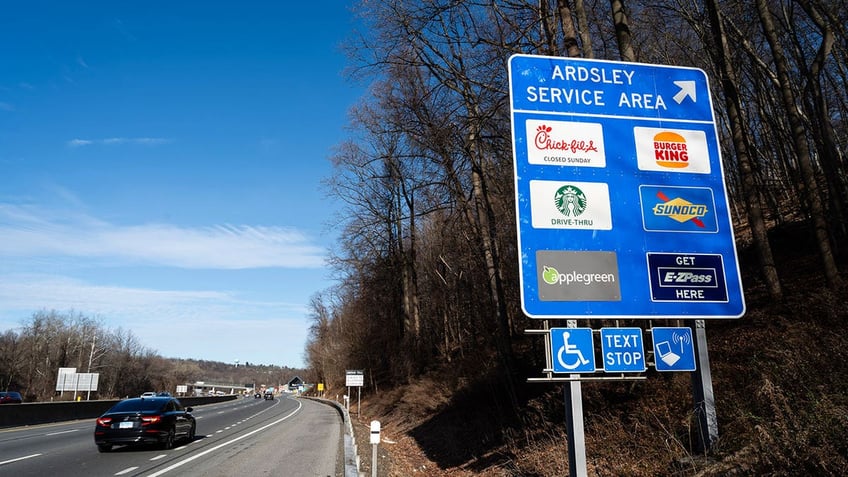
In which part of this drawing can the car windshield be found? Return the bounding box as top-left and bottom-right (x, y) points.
(108, 398), (166, 413)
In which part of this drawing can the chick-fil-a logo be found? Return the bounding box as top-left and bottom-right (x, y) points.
(534, 124), (599, 154)
(525, 119), (606, 168)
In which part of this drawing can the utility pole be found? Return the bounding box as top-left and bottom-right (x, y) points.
(87, 333), (96, 400)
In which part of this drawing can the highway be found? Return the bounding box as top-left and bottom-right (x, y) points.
(0, 395), (342, 477)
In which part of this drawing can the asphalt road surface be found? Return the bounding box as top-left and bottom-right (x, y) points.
(0, 395), (343, 477)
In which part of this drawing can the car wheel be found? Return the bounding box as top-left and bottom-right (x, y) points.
(97, 444), (112, 453)
(163, 427), (175, 450)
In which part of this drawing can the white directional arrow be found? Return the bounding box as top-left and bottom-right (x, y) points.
(673, 80), (697, 104)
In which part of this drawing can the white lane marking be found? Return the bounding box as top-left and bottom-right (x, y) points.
(150, 454), (167, 461)
(46, 429), (79, 436)
(0, 454), (42, 465)
(115, 466), (139, 475)
(145, 400), (302, 477)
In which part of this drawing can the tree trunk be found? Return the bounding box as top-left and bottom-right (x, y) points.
(539, 0), (558, 55)
(574, 0), (594, 58)
(556, 0), (581, 57)
(705, 0), (782, 300)
(796, 0), (848, 246)
(755, 0), (843, 289)
(609, 0), (636, 62)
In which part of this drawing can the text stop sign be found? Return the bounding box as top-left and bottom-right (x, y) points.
(600, 328), (646, 372)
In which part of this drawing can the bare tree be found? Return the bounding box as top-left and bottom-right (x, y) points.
(755, 0), (842, 289)
(609, 0), (636, 61)
(704, 0), (783, 300)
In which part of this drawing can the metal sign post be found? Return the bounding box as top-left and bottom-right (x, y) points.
(687, 319), (718, 452)
(370, 420), (381, 477)
(563, 320), (587, 477)
(564, 381), (586, 477)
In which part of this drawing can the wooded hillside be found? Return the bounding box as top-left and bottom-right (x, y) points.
(0, 310), (300, 400)
(304, 1), (847, 474)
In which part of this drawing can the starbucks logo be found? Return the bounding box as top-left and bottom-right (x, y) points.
(555, 185), (587, 217)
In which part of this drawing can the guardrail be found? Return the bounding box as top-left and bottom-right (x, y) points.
(303, 396), (361, 477)
(0, 395), (238, 429)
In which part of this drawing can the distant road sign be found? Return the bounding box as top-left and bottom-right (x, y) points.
(508, 54), (745, 319)
(550, 328), (596, 373)
(652, 327), (696, 371)
(600, 328), (646, 372)
(55, 372), (99, 392)
(345, 370), (364, 387)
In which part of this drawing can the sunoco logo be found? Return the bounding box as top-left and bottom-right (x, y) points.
(639, 185), (717, 233)
(554, 185), (587, 217)
(652, 190), (707, 227)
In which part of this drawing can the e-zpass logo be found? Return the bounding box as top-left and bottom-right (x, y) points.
(659, 267), (718, 288)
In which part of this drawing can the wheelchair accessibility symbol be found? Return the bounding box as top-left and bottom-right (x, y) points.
(550, 328), (595, 373)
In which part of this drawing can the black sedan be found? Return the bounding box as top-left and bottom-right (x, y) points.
(94, 396), (196, 452)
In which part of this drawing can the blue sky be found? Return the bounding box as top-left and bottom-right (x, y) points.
(1, 2), (364, 368)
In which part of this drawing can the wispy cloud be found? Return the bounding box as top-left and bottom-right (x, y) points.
(0, 102), (14, 111)
(0, 274), (230, 317)
(66, 137), (173, 147)
(0, 200), (321, 366)
(0, 204), (326, 269)
(112, 18), (138, 42)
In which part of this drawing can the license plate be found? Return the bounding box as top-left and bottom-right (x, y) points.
(119, 421), (134, 429)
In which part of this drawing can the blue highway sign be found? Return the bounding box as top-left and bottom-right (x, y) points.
(600, 328), (646, 372)
(509, 54), (745, 319)
(652, 327), (696, 372)
(550, 328), (595, 373)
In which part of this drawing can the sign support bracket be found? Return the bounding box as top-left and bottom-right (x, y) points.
(687, 319), (718, 453)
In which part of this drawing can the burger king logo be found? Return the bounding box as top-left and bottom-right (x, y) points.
(634, 127), (710, 174)
(652, 131), (689, 168)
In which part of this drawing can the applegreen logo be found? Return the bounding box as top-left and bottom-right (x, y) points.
(542, 266), (559, 285)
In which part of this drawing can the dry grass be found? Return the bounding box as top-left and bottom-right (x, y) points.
(335, 224), (848, 476)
